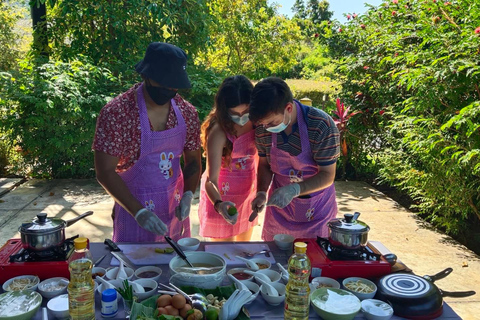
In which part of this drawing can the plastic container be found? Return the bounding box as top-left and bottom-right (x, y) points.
(284, 242), (311, 320)
(68, 237), (95, 320)
(101, 288), (118, 318)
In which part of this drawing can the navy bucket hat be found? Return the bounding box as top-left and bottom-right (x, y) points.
(135, 42), (191, 89)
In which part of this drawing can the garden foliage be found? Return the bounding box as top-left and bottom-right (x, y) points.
(323, 0), (480, 237)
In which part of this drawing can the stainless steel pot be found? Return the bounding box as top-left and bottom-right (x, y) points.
(19, 211), (93, 251)
(327, 212), (369, 250)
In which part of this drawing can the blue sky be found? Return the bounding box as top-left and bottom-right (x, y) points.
(271, 0), (384, 22)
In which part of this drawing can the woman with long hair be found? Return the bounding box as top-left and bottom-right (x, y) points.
(198, 75), (259, 241)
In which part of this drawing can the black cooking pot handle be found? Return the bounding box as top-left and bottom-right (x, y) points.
(440, 289), (476, 298)
(424, 267), (453, 282)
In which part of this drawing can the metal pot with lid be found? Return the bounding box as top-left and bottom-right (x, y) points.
(327, 212), (369, 250)
(19, 211), (93, 252)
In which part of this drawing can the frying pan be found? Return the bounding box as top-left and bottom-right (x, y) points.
(376, 268), (475, 319)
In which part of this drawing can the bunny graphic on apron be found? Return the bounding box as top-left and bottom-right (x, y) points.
(261, 101), (337, 241)
(112, 83), (190, 242)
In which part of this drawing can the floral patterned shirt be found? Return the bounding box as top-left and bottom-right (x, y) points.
(93, 83), (201, 172)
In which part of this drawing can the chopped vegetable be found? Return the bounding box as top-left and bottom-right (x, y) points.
(345, 280), (374, 293)
(155, 248), (174, 254)
(116, 279), (135, 301)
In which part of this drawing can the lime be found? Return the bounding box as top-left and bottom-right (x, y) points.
(155, 247), (174, 254)
(227, 206), (238, 216)
(205, 307), (219, 320)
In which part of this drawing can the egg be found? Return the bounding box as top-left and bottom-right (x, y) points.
(179, 304), (192, 318)
(157, 294), (173, 307)
(157, 307), (168, 315)
(165, 305), (180, 316)
(172, 293), (187, 309)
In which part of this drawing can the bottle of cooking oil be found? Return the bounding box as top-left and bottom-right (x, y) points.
(284, 242), (311, 320)
(68, 237), (95, 320)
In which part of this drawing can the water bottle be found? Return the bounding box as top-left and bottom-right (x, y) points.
(284, 242), (311, 320)
(68, 237), (95, 320)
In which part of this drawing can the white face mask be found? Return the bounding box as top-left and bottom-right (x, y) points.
(230, 113), (250, 126)
(266, 109), (291, 133)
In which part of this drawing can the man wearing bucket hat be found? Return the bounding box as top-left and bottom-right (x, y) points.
(93, 42), (201, 242)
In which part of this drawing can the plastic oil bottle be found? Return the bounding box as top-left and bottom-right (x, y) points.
(68, 237), (95, 320)
(284, 242), (311, 320)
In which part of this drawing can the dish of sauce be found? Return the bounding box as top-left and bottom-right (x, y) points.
(231, 272), (252, 280)
(137, 271), (159, 278)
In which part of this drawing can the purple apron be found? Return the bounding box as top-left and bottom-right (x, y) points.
(198, 130), (258, 238)
(261, 102), (337, 241)
(112, 83), (190, 242)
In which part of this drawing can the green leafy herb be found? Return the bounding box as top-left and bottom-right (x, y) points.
(115, 279), (135, 301)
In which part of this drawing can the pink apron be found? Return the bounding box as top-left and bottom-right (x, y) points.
(261, 101), (337, 241)
(198, 130), (258, 238)
(112, 83), (190, 242)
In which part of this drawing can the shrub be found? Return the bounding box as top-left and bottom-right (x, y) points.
(286, 79), (339, 109)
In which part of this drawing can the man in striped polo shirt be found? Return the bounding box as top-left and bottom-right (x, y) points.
(249, 77), (340, 241)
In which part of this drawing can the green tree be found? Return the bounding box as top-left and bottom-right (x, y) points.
(0, 1), (23, 71)
(199, 0), (302, 79)
(293, 0), (333, 36)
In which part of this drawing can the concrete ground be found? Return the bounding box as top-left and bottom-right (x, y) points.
(0, 178), (479, 319)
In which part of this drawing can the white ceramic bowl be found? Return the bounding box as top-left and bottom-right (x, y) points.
(254, 269), (281, 283)
(0, 290), (42, 319)
(241, 281), (260, 305)
(248, 258), (271, 270)
(260, 282), (286, 306)
(311, 288), (361, 320)
(169, 252), (226, 289)
(132, 279), (158, 301)
(310, 277), (341, 291)
(105, 267), (134, 280)
(2, 275), (40, 292)
(227, 268), (254, 282)
(96, 279), (123, 295)
(47, 293), (69, 319)
(177, 237), (200, 251)
(361, 299), (394, 320)
(273, 234), (295, 250)
(38, 277), (69, 299)
(134, 266), (162, 282)
(342, 277), (377, 301)
(91, 267), (107, 284)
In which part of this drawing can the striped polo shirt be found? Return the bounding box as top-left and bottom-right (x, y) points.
(255, 100), (340, 166)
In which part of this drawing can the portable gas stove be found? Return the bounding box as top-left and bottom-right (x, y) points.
(296, 237), (392, 280)
(0, 237), (75, 283)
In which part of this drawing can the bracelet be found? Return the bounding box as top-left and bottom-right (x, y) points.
(213, 200), (223, 212)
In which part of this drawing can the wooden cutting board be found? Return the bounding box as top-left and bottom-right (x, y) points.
(204, 243), (276, 266)
(110, 243), (176, 266)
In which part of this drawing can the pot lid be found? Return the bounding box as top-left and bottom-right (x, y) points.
(328, 212), (369, 233)
(19, 213), (66, 234)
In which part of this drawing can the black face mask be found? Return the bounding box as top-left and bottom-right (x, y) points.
(145, 82), (177, 105)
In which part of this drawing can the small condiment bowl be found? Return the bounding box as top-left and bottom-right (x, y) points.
(134, 266), (162, 282)
(38, 277), (69, 299)
(255, 269), (281, 283)
(361, 299), (394, 320)
(91, 267), (107, 284)
(310, 277), (341, 291)
(2, 275), (40, 292)
(177, 237), (200, 251)
(227, 268), (254, 282)
(47, 293), (69, 319)
(273, 234), (295, 251)
(260, 282), (286, 305)
(248, 258), (271, 270)
(342, 277), (377, 301)
(132, 279), (158, 301)
(105, 266), (134, 280)
(242, 281), (260, 305)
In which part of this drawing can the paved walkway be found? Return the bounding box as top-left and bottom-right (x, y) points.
(0, 178), (479, 319)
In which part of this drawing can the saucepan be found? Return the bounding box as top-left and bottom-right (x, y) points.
(19, 211), (94, 251)
(328, 212), (369, 250)
(376, 268), (475, 319)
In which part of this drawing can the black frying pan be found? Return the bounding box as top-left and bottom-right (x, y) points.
(376, 268), (475, 319)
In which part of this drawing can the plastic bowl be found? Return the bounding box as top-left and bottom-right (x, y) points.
(273, 234), (295, 250)
(342, 277), (377, 301)
(2, 275), (40, 292)
(105, 267), (134, 280)
(227, 268), (254, 282)
(38, 277), (69, 299)
(177, 237), (200, 251)
(254, 269), (281, 283)
(0, 290), (42, 320)
(47, 294), (69, 319)
(310, 277), (341, 291)
(260, 282), (286, 306)
(361, 299), (394, 320)
(91, 267), (107, 284)
(134, 266), (162, 282)
(132, 279), (158, 301)
(169, 252), (226, 289)
(248, 258), (271, 270)
(311, 288), (361, 320)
